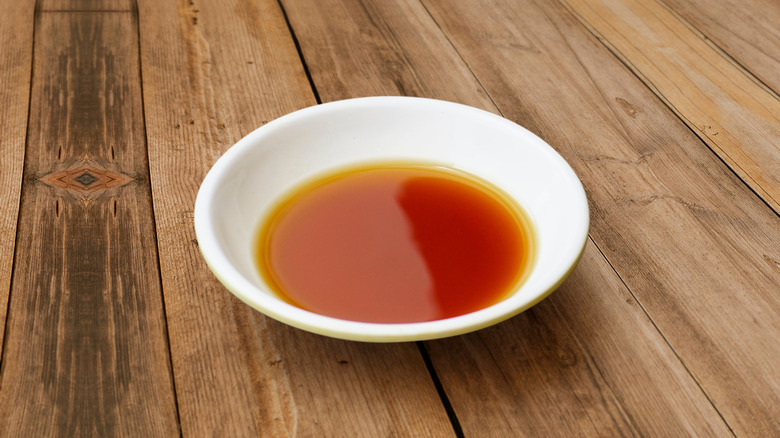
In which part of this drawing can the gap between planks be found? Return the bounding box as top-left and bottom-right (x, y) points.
(276, 0), (321, 104)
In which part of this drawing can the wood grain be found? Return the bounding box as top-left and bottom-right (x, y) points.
(0, 0), (33, 359)
(558, 0), (780, 215)
(0, 10), (178, 436)
(280, 0), (731, 435)
(428, 242), (729, 436)
(278, 0), (493, 105)
(137, 0), (454, 435)
(420, 0), (780, 434)
(39, 0), (133, 12)
(662, 0), (780, 93)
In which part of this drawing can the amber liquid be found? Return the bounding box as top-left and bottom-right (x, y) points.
(256, 164), (534, 323)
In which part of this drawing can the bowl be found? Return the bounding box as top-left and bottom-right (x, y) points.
(194, 96), (589, 342)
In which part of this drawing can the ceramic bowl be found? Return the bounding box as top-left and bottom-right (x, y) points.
(194, 97), (588, 342)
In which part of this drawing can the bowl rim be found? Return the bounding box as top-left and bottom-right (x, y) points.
(194, 96), (589, 342)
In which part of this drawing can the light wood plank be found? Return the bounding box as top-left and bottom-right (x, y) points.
(421, 0), (780, 434)
(0, 0), (33, 359)
(662, 0), (780, 93)
(0, 11), (179, 436)
(137, 0), (454, 435)
(281, 0), (733, 435)
(558, 0), (780, 214)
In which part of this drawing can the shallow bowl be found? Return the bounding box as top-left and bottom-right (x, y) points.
(194, 97), (588, 342)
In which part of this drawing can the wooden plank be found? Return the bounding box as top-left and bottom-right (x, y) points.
(0, 11), (179, 436)
(557, 0), (780, 215)
(662, 0), (780, 93)
(39, 0), (133, 11)
(419, 0), (780, 435)
(279, 0), (731, 435)
(137, 0), (454, 435)
(0, 0), (33, 359)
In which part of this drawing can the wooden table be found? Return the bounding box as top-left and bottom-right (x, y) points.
(1, 0), (778, 435)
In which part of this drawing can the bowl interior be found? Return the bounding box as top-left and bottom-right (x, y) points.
(196, 97), (588, 341)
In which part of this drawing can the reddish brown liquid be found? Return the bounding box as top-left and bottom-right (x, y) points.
(256, 164), (533, 323)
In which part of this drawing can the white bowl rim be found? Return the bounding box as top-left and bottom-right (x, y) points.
(194, 96), (589, 342)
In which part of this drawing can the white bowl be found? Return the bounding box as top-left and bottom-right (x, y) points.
(194, 97), (588, 342)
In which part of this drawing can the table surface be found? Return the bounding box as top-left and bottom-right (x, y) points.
(0, 0), (778, 435)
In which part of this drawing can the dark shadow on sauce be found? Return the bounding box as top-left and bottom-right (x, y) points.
(396, 176), (527, 320)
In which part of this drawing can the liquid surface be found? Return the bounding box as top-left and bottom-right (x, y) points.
(256, 164), (534, 323)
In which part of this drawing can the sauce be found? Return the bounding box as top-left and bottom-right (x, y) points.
(256, 164), (534, 323)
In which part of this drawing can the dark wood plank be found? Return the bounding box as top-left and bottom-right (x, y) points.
(0, 0), (33, 359)
(137, 0), (455, 435)
(39, 0), (133, 11)
(0, 10), (179, 436)
(421, 0), (780, 434)
(559, 0), (780, 215)
(662, 0), (780, 93)
(280, 0), (731, 435)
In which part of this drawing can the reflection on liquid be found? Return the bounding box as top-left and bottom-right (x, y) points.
(396, 176), (525, 321)
(258, 165), (529, 323)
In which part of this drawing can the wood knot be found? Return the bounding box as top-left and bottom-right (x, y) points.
(763, 254), (780, 273)
(74, 172), (99, 186)
(615, 97), (640, 118)
(39, 165), (134, 195)
(556, 346), (578, 368)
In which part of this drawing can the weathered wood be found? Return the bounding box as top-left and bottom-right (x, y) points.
(0, 10), (178, 436)
(558, 0), (780, 215)
(421, 0), (780, 434)
(662, 0), (780, 93)
(278, 0), (493, 105)
(280, 0), (733, 435)
(428, 243), (729, 436)
(0, 0), (33, 359)
(137, 0), (454, 435)
(39, 0), (133, 11)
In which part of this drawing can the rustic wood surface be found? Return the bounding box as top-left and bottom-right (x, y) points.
(418, 1), (780, 435)
(0, 5), (178, 436)
(661, 0), (780, 93)
(137, 0), (453, 435)
(283, 0), (779, 435)
(0, 0), (778, 436)
(38, 0), (133, 11)
(0, 0), (33, 357)
(559, 0), (780, 216)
